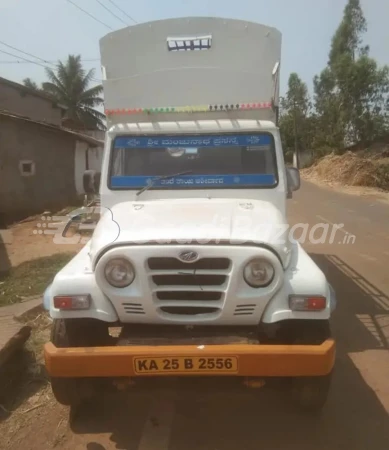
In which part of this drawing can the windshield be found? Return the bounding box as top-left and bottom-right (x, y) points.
(110, 133), (278, 189)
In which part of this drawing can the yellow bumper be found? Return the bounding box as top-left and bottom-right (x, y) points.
(44, 339), (335, 378)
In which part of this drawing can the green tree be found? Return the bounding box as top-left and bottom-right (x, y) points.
(42, 55), (106, 130)
(329, 0), (368, 64)
(314, 0), (389, 146)
(23, 77), (40, 91)
(313, 68), (345, 150)
(279, 73), (313, 165)
(282, 73), (310, 115)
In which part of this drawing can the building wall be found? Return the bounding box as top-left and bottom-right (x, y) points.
(84, 130), (105, 141)
(0, 82), (64, 125)
(75, 141), (104, 195)
(0, 117), (79, 220)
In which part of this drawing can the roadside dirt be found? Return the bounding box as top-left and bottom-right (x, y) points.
(0, 214), (83, 448)
(301, 171), (389, 205)
(301, 149), (389, 204)
(0, 312), (68, 449)
(1, 216), (82, 271)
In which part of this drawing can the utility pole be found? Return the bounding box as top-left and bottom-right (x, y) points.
(279, 95), (300, 169)
(292, 100), (300, 169)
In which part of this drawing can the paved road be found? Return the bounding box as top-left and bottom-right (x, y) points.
(4, 181), (389, 450)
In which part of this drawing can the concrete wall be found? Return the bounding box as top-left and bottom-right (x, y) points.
(0, 81), (64, 125)
(0, 117), (79, 220)
(84, 130), (105, 141)
(74, 141), (104, 195)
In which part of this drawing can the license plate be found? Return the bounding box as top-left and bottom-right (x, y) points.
(133, 356), (238, 375)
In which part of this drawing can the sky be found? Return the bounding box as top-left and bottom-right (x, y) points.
(0, 0), (388, 97)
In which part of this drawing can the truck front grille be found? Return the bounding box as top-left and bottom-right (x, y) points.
(148, 257), (231, 318)
(160, 306), (220, 316)
(156, 291), (222, 301)
(104, 245), (281, 325)
(152, 274), (226, 286)
(148, 257), (230, 271)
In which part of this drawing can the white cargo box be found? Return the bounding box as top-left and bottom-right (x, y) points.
(100, 17), (281, 125)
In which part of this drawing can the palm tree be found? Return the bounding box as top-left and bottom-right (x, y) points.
(23, 77), (40, 91)
(42, 55), (106, 130)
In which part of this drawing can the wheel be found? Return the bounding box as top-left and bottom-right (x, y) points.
(49, 319), (110, 406)
(291, 371), (333, 413)
(289, 320), (333, 413)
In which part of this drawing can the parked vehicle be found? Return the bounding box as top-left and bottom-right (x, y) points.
(44, 17), (336, 412)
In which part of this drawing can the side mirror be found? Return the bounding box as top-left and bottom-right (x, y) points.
(286, 167), (300, 198)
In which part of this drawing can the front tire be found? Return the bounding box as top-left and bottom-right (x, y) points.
(49, 319), (109, 406)
(291, 371), (333, 413)
(289, 320), (333, 413)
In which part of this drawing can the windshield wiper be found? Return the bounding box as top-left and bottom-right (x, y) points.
(136, 171), (194, 197)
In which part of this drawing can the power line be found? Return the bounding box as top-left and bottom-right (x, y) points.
(0, 40), (55, 66)
(0, 41), (102, 82)
(0, 60), (46, 64)
(95, 0), (128, 26)
(107, 0), (137, 24)
(0, 49), (50, 70)
(0, 41), (99, 65)
(66, 0), (113, 31)
(0, 49), (102, 84)
(0, 58), (100, 64)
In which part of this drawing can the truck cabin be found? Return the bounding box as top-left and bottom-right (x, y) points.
(98, 18), (296, 210)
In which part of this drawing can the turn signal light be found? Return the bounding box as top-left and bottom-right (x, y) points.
(54, 295), (91, 310)
(289, 295), (326, 311)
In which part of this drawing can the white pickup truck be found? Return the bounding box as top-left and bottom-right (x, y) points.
(43, 17), (336, 412)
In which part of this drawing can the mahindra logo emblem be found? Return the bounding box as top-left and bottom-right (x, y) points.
(178, 250), (199, 263)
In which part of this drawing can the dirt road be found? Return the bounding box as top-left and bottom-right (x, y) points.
(2, 180), (389, 450)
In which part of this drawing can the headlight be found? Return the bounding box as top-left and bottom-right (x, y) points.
(104, 258), (135, 288)
(243, 258), (274, 288)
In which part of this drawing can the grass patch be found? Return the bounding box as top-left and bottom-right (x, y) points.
(22, 311), (53, 372)
(0, 253), (74, 306)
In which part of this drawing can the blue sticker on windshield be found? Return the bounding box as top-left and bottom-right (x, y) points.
(111, 174), (276, 188)
(114, 134), (272, 149)
(111, 134), (276, 188)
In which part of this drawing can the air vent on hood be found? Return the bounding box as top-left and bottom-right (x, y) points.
(123, 302), (145, 315)
(234, 304), (256, 316)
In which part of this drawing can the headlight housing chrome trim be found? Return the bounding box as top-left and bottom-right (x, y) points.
(104, 257), (135, 288)
(243, 258), (275, 288)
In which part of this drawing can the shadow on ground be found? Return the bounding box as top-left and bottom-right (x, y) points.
(68, 253), (389, 450)
(0, 349), (48, 422)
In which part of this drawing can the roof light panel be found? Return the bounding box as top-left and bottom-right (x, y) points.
(105, 101), (272, 116)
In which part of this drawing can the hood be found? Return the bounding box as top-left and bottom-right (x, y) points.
(90, 199), (291, 266)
